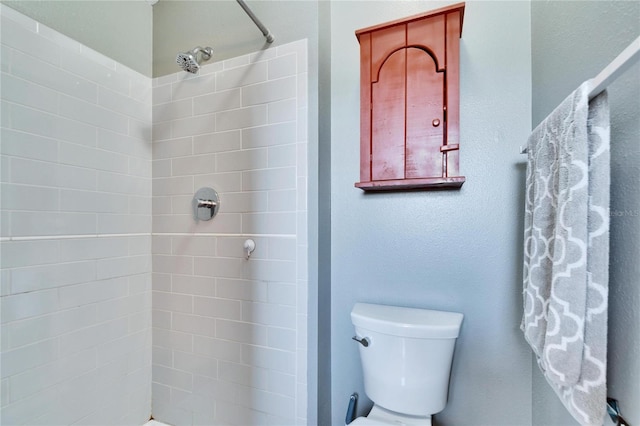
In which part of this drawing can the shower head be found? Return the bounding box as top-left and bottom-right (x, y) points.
(176, 46), (213, 74)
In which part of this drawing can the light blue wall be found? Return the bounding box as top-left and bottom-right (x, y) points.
(330, 1), (532, 425)
(531, 2), (640, 425)
(1, 0), (152, 76)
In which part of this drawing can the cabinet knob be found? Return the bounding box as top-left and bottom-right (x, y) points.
(432, 118), (440, 127)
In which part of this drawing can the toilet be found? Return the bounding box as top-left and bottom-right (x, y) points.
(350, 303), (464, 425)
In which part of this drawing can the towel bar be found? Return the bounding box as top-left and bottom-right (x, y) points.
(607, 398), (630, 426)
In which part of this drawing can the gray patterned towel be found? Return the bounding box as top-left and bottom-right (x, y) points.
(522, 81), (610, 425)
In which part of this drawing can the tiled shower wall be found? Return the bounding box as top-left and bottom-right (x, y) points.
(0, 5), (152, 425)
(151, 42), (308, 425)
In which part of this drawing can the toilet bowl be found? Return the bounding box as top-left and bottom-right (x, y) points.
(350, 303), (463, 426)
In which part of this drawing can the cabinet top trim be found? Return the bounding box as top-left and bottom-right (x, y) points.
(355, 2), (465, 39)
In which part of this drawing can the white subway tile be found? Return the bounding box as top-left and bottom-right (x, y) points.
(216, 148), (268, 174)
(216, 278), (267, 303)
(216, 319), (266, 345)
(59, 48), (130, 96)
(267, 189), (297, 213)
(172, 74), (215, 101)
(216, 62), (267, 91)
(60, 189), (128, 213)
(173, 351), (217, 378)
(216, 105), (267, 131)
(193, 257), (243, 279)
(193, 297), (241, 320)
(218, 360), (268, 390)
(11, 50), (96, 103)
(152, 176), (194, 197)
(193, 130), (241, 154)
(172, 313), (216, 338)
(0, 289), (59, 322)
(242, 167), (296, 191)
(171, 275), (216, 297)
(59, 94), (129, 134)
(242, 76), (296, 107)
(218, 191), (268, 214)
(129, 117), (153, 141)
(152, 159), (172, 178)
(297, 73), (308, 109)
(153, 99), (193, 123)
(277, 39), (307, 72)
(96, 254), (150, 279)
(58, 237), (128, 262)
(153, 73), (176, 88)
(0, 338), (57, 379)
(6, 305), (96, 349)
(267, 326), (296, 351)
(10, 211), (96, 237)
(242, 212), (297, 235)
(171, 114), (216, 138)
(98, 86), (150, 123)
(268, 143), (297, 168)
(10, 259), (95, 294)
(59, 143), (126, 175)
(152, 365), (193, 391)
(152, 328), (193, 353)
(98, 129), (151, 159)
(193, 171), (242, 193)
(58, 317), (128, 357)
(1, 72), (58, 113)
(193, 336), (241, 362)
(151, 309), (172, 332)
(97, 171), (150, 196)
(249, 48), (277, 64)
(267, 283), (296, 306)
(11, 104), (96, 147)
(153, 137), (193, 160)
(240, 301), (295, 329)
(223, 54), (250, 70)
(0, 129), (58, 162)
(153, 291), (193, 314)
(97, 330), (149, 366)
(9, 348), (95, 401)
(171, 154), (216, 176)
(58, 164), (97, 190)
(268, 370), (296, 398)
(129, 156), (152, 178)
(58, 277), (128, 310)
(193, 89), (241, 115)
(170, 236), (216, 257)
(263, 234), (293, 262)
(97, 213), (151, 234)
(0, 239), (60, 268)
(240, 344), (295, 374)
(152, 84), (172, 106)
(242, 122), (296, 149)
(268, 54), (297, 80)
(152, 254), (194, 275)
(268, 98), (297, 124)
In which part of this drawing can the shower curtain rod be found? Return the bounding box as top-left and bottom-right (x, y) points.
(236, 0), (275, 43)
(520, 35), (640, 154)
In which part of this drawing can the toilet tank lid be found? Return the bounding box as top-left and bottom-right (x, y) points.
(351, 303), (464, 338)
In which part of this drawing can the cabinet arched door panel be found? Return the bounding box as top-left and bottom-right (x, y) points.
(371, 47), (445, 181)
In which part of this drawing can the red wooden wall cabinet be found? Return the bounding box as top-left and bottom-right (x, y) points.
(355, 3), (465, 191)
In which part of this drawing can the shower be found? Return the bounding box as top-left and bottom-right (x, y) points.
(175, 0), (274, 73)
(176, 46), (213, 74)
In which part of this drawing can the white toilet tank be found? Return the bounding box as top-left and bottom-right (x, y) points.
(351, 303), (463, 417)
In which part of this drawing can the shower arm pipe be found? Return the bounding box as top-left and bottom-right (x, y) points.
(236, 0), (275, 43)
